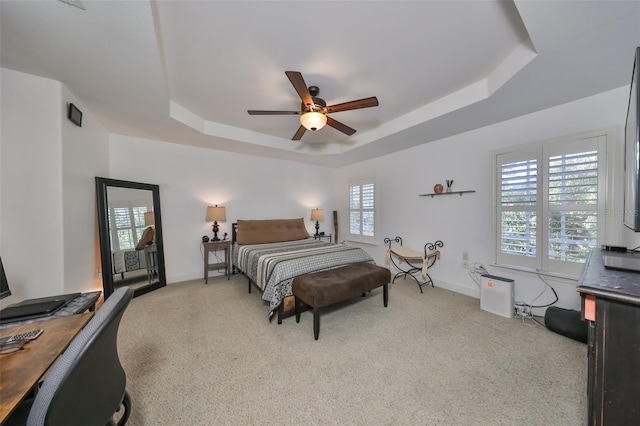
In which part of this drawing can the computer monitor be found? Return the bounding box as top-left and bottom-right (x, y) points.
(1, 256), (12, 300)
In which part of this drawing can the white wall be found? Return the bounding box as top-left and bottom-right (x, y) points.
(0, 68), (109, 307)
(335, 86), (638, 315)
(61, 85), (110, 294)
(108, 134), (335, 283)
(1, 68), (65, 305)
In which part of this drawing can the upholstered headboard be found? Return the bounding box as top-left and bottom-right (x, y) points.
(234, 218), (310, 245)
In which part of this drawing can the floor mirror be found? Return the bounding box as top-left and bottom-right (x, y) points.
(96, 177), (166, 299)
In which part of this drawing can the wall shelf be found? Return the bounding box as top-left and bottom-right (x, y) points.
(419, 190), (476, 198)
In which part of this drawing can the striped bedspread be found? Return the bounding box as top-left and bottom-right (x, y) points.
(233, 239), (375, 318)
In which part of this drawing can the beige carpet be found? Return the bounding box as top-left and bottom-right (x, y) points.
(117, 274), (587, 425)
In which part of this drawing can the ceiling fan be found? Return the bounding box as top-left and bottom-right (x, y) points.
(248, 71), (379, 141)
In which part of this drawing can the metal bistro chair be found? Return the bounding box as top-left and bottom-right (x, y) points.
(5, 286), (134, 426)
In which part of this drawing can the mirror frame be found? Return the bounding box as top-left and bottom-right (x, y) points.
(95, 177), (167, 299)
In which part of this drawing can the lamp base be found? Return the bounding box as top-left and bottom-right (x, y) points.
(315, 221), (320, 236)
(212, 222), (220, 242)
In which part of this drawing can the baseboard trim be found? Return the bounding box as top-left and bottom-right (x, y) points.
(434, 278), (479, 299)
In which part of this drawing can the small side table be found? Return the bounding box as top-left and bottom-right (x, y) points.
(313, 234), (332, 242)
(203, 240), (230, 283)
(143, 244), (158, 284)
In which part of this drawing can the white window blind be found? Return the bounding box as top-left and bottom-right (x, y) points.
(109, 205), (149, 251)
(547, 150), (598, 264)
(495, 133), (606, 277)
(500, 158), (538, 261)
(349, 178), (376, 244)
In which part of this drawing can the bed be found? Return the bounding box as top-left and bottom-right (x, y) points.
(232, 218), (375, 322)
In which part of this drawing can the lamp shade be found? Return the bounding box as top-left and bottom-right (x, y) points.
(310, 208), (324, 222)
(144, 211), (155, 227)
(300, 112), (327, 131)
(206, 205), (226, 222)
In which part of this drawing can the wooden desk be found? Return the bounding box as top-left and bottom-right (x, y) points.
(203, 240), (230, 283)
(0, 312), (93, 423)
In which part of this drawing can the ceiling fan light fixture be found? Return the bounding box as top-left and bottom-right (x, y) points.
(300, 111), (327, 131)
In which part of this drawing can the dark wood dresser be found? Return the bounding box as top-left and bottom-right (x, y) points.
(577, 248), (640, 426)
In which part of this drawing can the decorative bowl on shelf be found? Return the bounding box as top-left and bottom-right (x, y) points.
(433, 184), (443, 194)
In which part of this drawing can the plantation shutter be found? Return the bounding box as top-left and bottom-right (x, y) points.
(497, 152), (539, 269)
(546, 136), (602, 275)
(349, 178), (376, 243)
(110, 205), (150, 251)
(495, 133), (606, 277)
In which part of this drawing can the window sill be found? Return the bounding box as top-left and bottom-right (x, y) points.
(490, 263), (580, 283)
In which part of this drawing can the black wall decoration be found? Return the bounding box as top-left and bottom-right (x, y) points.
(68, 103), (82, 127)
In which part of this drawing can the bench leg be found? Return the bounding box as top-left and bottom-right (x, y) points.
(313, 308), (320, 340)
(383, 284), (388, 307)
(248, 277), (251, 293)
(295, 297), (301, 322)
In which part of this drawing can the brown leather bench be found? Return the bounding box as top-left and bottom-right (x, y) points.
(293, 262), (391, 340)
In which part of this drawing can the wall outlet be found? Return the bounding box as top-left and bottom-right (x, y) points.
(462, 252), (469, 268)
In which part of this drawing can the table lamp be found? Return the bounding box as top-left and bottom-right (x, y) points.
(144, 211), (155, 227)
(206, 205), (226, 241)
(310, 208), (324, 236)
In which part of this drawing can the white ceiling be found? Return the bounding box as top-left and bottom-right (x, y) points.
(2, 1), (639, 167)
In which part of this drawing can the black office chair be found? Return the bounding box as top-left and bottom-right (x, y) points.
(5, 286), (134, 426)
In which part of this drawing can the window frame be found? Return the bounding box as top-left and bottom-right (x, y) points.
(348, 177), (376, 245)
(493, 130), (609, 278)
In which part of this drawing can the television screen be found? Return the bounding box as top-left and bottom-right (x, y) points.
(0, 256), (11, 300)
(624, 47), (640, 231)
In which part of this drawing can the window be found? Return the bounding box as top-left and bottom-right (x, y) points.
(348, 178), (376, 244)
(495, 133), (607, 277)
(109, 205), (149, 251)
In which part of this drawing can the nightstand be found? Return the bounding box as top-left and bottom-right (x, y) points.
(203, 240), (230, 283)
(313, 234), (332, 242)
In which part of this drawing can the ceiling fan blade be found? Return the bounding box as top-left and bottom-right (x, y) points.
(326, 97), (379, 113)
(326, 116), (356, 136)
(285, 71), (313, 107)
(292, 125), (307, 140)
(247, 110), (300, 115)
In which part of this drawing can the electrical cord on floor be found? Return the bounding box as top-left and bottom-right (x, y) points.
(514, 305), (537, 326)
(532, 316), (545, 327)
(514, 270), (558, 327)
